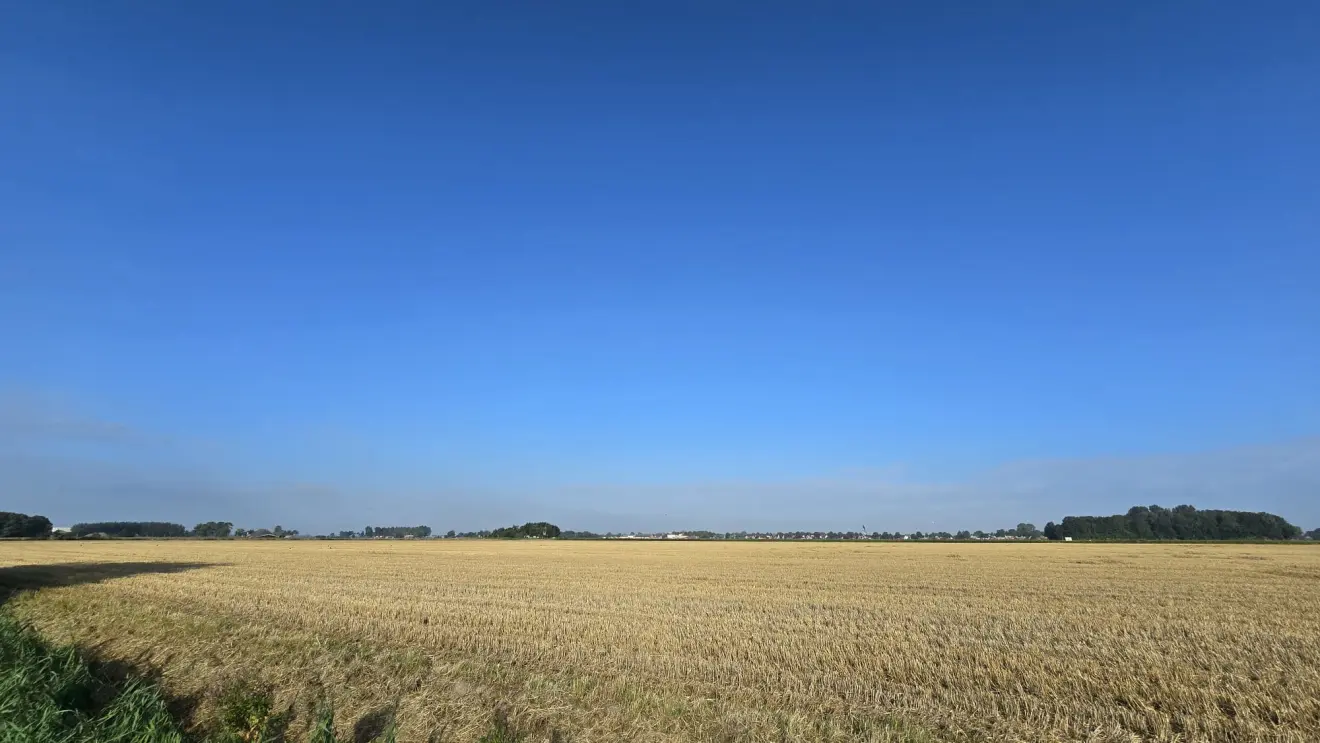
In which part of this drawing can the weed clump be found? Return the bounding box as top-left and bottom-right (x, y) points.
(0, 613), (184, 742)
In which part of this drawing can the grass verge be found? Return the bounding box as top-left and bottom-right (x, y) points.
(0, 610), (185, 742)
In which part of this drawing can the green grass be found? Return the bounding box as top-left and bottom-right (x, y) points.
(0, 612), (517, 743)
(0, 611), (184, 743)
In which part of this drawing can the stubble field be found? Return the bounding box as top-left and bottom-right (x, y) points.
(1, 540), (1318, 743)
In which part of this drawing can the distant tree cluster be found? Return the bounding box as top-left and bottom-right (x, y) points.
(489, 522), (561, 539)
(559, 530), (602, 540)
(191, 521), (233, 538)
(1044, 505), (1301, 541)
(1307, 528), (1320, 540)
(364, 525), (432, 538)
(71, 522), (187, 538)
(0, 511), (53, 539)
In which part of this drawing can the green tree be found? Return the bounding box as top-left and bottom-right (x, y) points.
(192, 521), (233, 538)
(1127, 506), (1154, 539)
(1056, 505), (1302, 540)
(0, 512), (52, 539)
(489, 522), (562, 539)
(70, 522), (186, 538)
(362, 525), (432, 538)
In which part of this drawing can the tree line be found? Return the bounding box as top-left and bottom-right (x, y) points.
(5, 507), (1315, 542)
(1, 511), (53, 539)
(29, 521), (432, 540)
(70, 522), (297, 539)
(449, 522), (562, 539)
(71, 522), (188, 538)
(363, 525), (432, 538)
(1044, 505), (1302, 541)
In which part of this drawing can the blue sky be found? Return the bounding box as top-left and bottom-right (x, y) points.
(3, 2), (1317, 532)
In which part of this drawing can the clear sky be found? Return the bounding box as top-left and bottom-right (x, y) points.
(3, 2), (1318, 533)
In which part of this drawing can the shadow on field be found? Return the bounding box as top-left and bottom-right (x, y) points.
(353, 708), (394, 743)
(0, 561), (214, 607)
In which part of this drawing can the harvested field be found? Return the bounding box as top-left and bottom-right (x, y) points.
(2, 540), (1318, 742)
